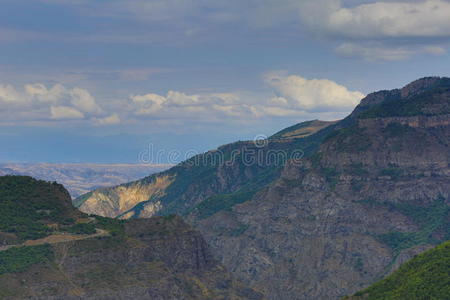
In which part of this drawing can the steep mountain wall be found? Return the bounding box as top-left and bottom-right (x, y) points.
(190, 115), (450, 299)
(74, 77), (450, 300)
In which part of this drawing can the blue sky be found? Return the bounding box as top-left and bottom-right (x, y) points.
(1, 0), (450, 163)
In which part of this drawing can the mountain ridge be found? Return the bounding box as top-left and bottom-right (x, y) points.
(75, 77), (450, 299)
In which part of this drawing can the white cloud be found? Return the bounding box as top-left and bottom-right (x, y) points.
(131, 90), (244, 117)
(302, 0), (450, 39)
(69, 87), (103, 114)
(300, 0), (450, 60)
(129, 73), (364, 123)
(0, 83), (108, 124)
(24, 83), (65, 102)
(264, 72), (364, 112)
(95, 113), (121, 125)
(0, 74), (364, 126)
(132, 93), (166, 115)
(335, 42), (447, 61)
(0, 84), (24, 103)
(50, 105), (85, 120)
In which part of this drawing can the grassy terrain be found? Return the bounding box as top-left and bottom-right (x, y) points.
(270, 120), (335, 140)
(357, 197), (450, 255)
(94, 215), (125, 236)
(62, 223), (97, 235)
(0, 176), (78, 240)
(191, 166), (281, 219)
(0, 244), (53, 274)
(344, 240), (450, 300)
(359, 78), (450, 118)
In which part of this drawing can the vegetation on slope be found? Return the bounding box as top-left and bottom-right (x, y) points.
(0, 176), (79, 240)
(0, 244), (53, 274)
(360, 78), (450, 118)
(191, 166), (280, 219)
(343, 240), (450, 300)
(357, 196), (450, 255)
(270, 120), (335, 140)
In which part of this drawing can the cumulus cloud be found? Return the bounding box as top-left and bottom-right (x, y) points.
(264, 72), (364, 112)
(129, 73), (364, 123)
(0, 83), (106, 124)
(95, 113), (121, 125)
(0, 74), (364, 126)
(301, 0), (450, 39)
(24, 83), (65, 102)
(69, 87), (103, 114)
(0, 84), (24, 103)
(130, 91), (246, 118)
(300, 0), (450, 60)
(50, 106), (85, 119)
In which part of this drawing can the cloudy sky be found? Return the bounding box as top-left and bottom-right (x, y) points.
(1, 0), (450, 163)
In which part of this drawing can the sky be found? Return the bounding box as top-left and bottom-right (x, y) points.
(1, 0), (450, 163)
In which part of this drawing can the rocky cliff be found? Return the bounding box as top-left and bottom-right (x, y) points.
(76, 77), (450, 299)
(0, 176), (262, 299)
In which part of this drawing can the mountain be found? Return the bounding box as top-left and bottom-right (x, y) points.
(74, 120), (335, 218)
(342, 240), (450, 300)
(0, 176), (262, 299)
(76, 77), (450, 299)
(270, 120), (337, 140)
(0, 163), (171, 198)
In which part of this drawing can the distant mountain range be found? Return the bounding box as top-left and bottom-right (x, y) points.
(0, 163), (172, 198)
(76, 77), (450, 299)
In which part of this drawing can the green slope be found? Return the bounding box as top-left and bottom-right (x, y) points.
(0, 176), (81, 241)
(343, 240), (450, 300)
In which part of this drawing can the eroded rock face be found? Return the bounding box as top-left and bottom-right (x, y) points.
(73, 78), (450, 300)
(0, 217), (264, 300)
(79, 175), (174, 218)
(191, 117), (450, 300)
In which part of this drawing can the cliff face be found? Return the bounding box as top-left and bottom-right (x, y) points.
(78, 175), (174, 218)
(0, 177), (262, 300)
(0, 217), (262, 300)
(75, 77), (450, 299)
(191, 113), (450, 299)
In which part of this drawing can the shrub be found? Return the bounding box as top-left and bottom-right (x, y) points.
(0, 244), (53, 274)
(63, 223), (96, 235)
(94, 216), (125, 236)
(352, 240), (450, 300)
